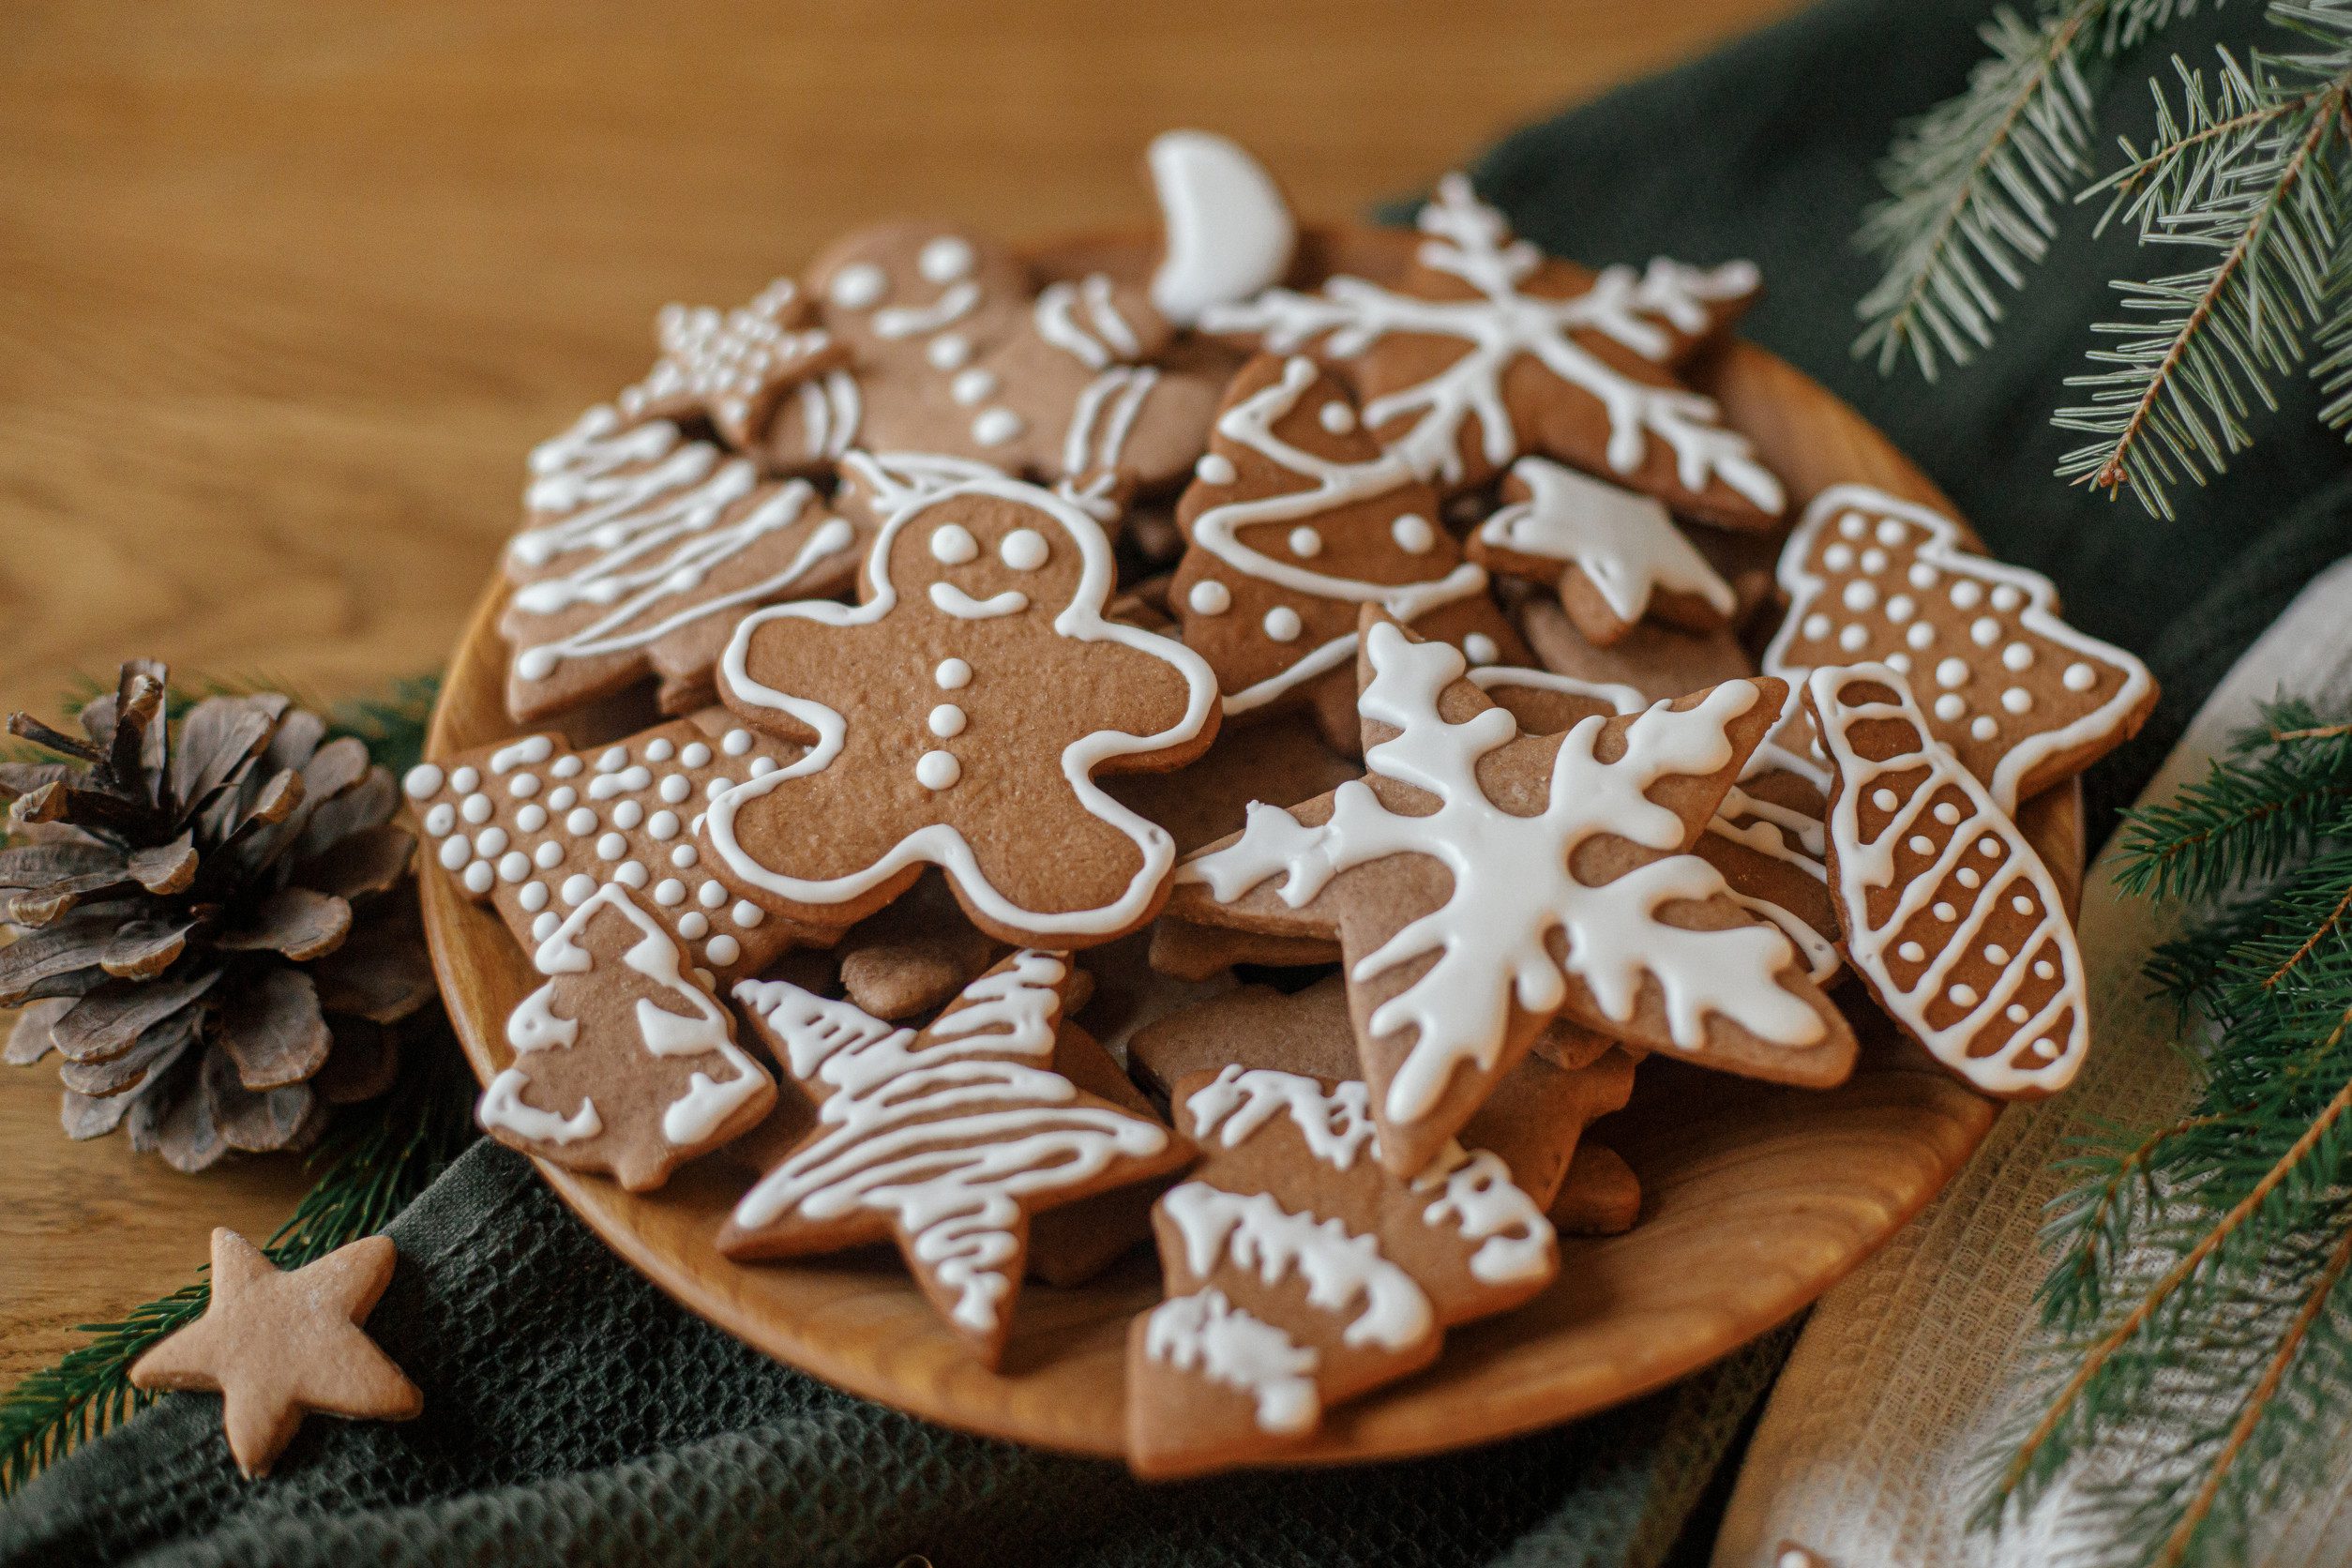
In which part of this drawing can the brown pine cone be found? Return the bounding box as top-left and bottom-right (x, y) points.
(0, 661), (435, 1171)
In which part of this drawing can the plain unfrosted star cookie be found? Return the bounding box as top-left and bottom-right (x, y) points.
(1127, 1065), (1556, 1478)
(1168, 354), (1527, 754)
(1204, 174), (1783, 527)
(1806, 663), (2089, 1096)
(1163, 612), (1853, 1178)
(1764, 485), (2155, 812)
(708, 470), (1221, 950)
(720, 950), (1195, 1365)
(128, 1229), (421, 1479)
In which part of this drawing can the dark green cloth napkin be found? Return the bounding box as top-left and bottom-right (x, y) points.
(8, 1), (2348, 1563)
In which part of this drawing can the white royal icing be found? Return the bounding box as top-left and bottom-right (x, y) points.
(1161, 1182), (1433, 1351)
(1144, 1287), (1320, 1435)
(1146, 129), (1298, 327)
(1475, 457), (1735, 626)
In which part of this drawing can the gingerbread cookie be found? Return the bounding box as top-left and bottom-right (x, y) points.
(1166, 613), (1852, 1177)
(1552, 1140), (1642, 1234)
(1128, 1064), (1555, 1477)
(1168, 354), (1525, 753)
(478, 882), (773, 1189)
(708, 470), (1220, 949)
(1764, 486), (2155, 812)
(614, 278), (851, 454)
(500, 408), (864, 724)
(1519, 594), (1758, 706)
(722, 950), (1194, 1363)
(1204, 174), (1782, 527)
(1806, 664), (2089, 1096)
(832, 871), (1001, 1021)
(1467, 457), (1737, 646)
(403, 711), (813, 984)
(1144, 129), (1299, 327)
(1106, 708), (1362, 860)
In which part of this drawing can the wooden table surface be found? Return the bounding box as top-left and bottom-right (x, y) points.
(0, 0), (1802, 1390)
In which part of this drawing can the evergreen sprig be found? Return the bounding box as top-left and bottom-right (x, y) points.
(1974, 695), (2352, 1568)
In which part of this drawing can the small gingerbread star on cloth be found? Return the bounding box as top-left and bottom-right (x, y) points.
(129, 1229), (421, 1478)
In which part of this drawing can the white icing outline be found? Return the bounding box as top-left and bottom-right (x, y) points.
(1147, 129), (1298, 327)
(1474, 456), (1735, 626)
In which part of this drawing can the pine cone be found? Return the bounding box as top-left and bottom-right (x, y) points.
(0, 662), (435, 1171)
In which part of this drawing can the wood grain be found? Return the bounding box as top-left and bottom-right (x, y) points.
(416, 242), (2073, 1460)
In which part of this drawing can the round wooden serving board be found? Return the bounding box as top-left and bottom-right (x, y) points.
(419, 223), (2081, 1466)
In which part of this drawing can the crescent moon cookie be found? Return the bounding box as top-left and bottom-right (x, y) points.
(479, 882), (775, 1190)
(1764, 485), (2156, 813)
(1161, 611), (1854, 1179)
(708, 470), (1222, 949)
(1145, 129), (1298, 327)
(720, 950), (1195, 1365)
(1168, 354), (1528, 754)
(1127, 1064), (1556, 1478)
(1805, 664), (2089, 1097)
(1203, 173), (1782, 528)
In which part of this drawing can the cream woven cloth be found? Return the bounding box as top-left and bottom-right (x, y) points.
(1712, 555), (2352, 1568)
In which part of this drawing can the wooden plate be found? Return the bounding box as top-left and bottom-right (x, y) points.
(419, 224), (2078, 1466)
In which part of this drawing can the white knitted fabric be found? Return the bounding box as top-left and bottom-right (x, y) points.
(1713, 555), (2352, 1568)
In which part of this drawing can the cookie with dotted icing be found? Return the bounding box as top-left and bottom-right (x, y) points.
(1764, 485), (2156, 813)
(500, 407), (865, 725)
(1805, 664), (2089, 1097)
(1127, 1063), (1556, 1478)
(614, 278), (851, 455)
(478, 882), (774, 1189)
(401, 710), (818, 984)
(1203, 174), (1783, 528)
(709, 470), (1221, 949)
(1168, 354), (1527, 756)
(1467, 456), (1738, 647)
(721, 950), (1195, 1365)
(1163, 612), (1853, 1178)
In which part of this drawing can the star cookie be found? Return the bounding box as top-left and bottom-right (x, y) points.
(721, 950), (1194, 1364)
(1763, 485), (2156, 812)
(1204, 173), (1782, 526)
(1164, 612), (1853, 1177)
(706, 469), (1221, 949)
(129, 1229), (421, 1479)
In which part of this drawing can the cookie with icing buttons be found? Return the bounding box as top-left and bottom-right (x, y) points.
(1127, 1064), (1556, 1478)
(708, 470), (1221, 950)
(614, 278), (851, 454)
(1467, 457), (1738, 647)
(1164, 611), (1853, 1178)
(499, 408), (866, 725)
(1764, 485), (2156, 813)
(1204, 174), (1783, 528)
(402, 710), (819, 983)
(1806, 663), (2090, 1097)
(1168, 354), (1527, 754)
(721, 950), (1194, 1365)
(479, 882), (774, 1189)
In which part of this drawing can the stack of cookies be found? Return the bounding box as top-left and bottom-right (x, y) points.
(406, 132), (2156, 1477)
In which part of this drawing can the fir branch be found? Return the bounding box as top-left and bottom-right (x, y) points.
(2113, 696), (2352, 901)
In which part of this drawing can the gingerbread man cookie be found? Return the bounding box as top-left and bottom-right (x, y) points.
(1205, 174), (1783, 527)
(708, 470), (1221, 949)
(722, 950), (1195, 1364)
(480, 882), (774, 1189)
(1127, 1064), (1555, 1477)
(1764, 485), (2156, 812)
(1165, 612), (1852, 1177)
(1168, 354), (1527, 753)
(499, 408), (865, 724)
(1806, 664), (2089, 1096)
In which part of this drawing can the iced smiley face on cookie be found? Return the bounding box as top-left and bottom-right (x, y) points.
(709, 472), (1222, 948)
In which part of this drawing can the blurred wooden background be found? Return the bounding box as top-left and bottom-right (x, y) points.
(0, 0), (1803, 1385)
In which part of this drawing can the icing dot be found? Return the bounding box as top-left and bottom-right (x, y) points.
(1933, 901), (1958, 923)
(507, 773), (540, 798)
(1287, 526), (1323, 558)
(2013, 895), (2035, 914)
(644, 738), (675, 762)
(1842, 580), (1877, 612)
(1802, 613), (1832, 641)
(705, 935), (742, 967)
(722, 729), (753, 756)
(1934, 802), (1962, 824)
(1991, 584), (2024, 611)
(424, 803), (456, 837)
(916, 750), (961, 790)
(951, 368), (999, 405)
(1971, 617), (2000, 646)
(2063, 662), (2097, 691)
(534, 842), (564, 869)
(1898, 942), (1926, 963)
(828, 263), (886, 309)
(450, 766), (480, 793)
(2001, 687), (2033, 714)
(999, 529), (1048, 570)
(678, 912), (710, 940)
(1908, 563), (1938, 590)
(519, 881), (549, 912)
(1391, 513), (1436, 553)
(1887, 594), (1916, 624)
(919, 235), (974, 283)
(1838, 512), (1868, 540)
(2007, 1004), (2030, 1023)
(750, 757), (777, 776)
(1907, 623), (1935, 650)
(437, 837), (469, 871)
(1888, 653), (1913, 674)
(660, 775), (691, 804)
(1950, 580), (1983, 610)
(1263, 607), (1303, 643)
(611, 800), (645, 830)
(615, 860), (649, 889)
(548, 785), (578, 810)
(680, 742), (713, 768)
(475, 826), (509, 859)
(402, 764), (444, 799)
(1984, 943), (2011, 965)
(462, 861), (494, 894)
(698, 880), (727, 909)
(704, 776), (732, 799)
(929, 523), (979, 564)
(1935, 694), (1966, 721)
(654, 879), (686, 907)
(532, 912), (560, 942)
(1319, 401), (1356, 433)
(2002, 642), (2034, 671)
(935, 658), (972, 690)
(1195, 453), (1236, 485)
(596, 747), (627, 774)
(1872, 788), (1898, 810)
(1907, 834), (1934, 854)
(2035, 959), (2057, 979)
(733, 901), (765, 927)
(1464, 633), (1500, 666)
(550, 757), (582, 779)
(460, 793), (493, 824)
(1187, 580), (1231, 616)
(566, 807), (596, 836)
(927, 333), (970, 370)
(1948, 983), (1979, 1007)
(1979, 837), (2001, 857)
(649, 811), (680, 841)
(929, 703), (967, 738)
(596, 833), (626, 861)
(1838, 625), (1868, 653)
(561, 873), (596, 906)
(1971, 716), (1999, 741)
(972, 408), (1025, 446)
(1957, 867), (1981, 887)
(1823, 544), (1855, 571)
(1878, 520), (1908, 547)
(1936, 658), (1969, 689)
(671, 845), (698, 869)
